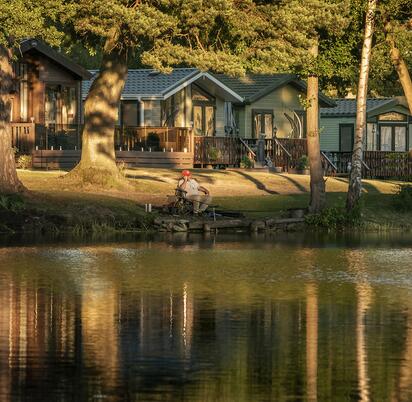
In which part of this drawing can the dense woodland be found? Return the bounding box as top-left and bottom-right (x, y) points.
(1, 0), (412, 214)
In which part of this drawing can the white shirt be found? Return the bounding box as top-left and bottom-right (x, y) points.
(178, 178), (200, 197)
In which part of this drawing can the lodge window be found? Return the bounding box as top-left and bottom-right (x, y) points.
(121, 101), (139, 127)
(162, 89), (186, 127)
(45, 85), (77, 127)
(339, 124), (354, 152)
(19, 63), (28, 122)
(253, 110), (273, 138)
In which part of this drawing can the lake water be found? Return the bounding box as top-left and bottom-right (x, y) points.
(0, 233), (412, 401)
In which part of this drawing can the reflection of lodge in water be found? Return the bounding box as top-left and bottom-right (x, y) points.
(0, 255), (412, 401)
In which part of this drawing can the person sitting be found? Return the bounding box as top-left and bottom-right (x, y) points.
(177, 170), (212, 214)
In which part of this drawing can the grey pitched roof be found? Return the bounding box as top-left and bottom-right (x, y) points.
(213, 73), (294, 102)
(320, 98), (398, 117)
(20, 39), (92, 80)
(82, 68), (200, 100)
(213, 73), (335, 106)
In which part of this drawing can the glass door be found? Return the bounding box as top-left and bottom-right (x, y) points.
(253, 110), (273, 138)
(205, 106), (215, 136)
(380, 126), (392, 151)
(45, 86), (59, 127)
(193, 105), (203, 136)
(394, 126), (406, 151)
(191, 85), (215, 136)
(379, 125), (407, 151)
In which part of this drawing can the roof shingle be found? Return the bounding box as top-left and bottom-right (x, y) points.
(82, 68), (199, 99)
(320, 98), (395, 117)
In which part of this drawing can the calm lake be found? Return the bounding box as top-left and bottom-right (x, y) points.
(0, 233), (412, 401)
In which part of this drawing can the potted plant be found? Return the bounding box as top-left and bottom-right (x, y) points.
(295, 155), (310, 175)
(240, 155), (254, 169)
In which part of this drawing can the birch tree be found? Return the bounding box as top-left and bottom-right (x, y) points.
(346, 0), (377, 212)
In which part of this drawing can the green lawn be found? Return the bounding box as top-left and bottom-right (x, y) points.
(9, 169), (412, 232)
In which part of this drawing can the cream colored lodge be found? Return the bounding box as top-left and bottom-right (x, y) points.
(82, 69), (335, 140)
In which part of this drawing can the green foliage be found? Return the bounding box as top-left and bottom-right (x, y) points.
(0, 0), (64, 48)
(392, 185), (412, 212)
(207, 146), (221, 161)
(0, 194), (25, 212)
(240, 155), (254, 168)
(16, 155), (32, 170)
(297, 155), (309, 170)
(305, 205), (362, 229)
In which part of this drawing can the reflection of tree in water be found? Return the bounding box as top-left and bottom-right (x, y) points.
(1, 245), (412, 401)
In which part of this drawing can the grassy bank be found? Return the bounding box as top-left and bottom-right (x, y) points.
(1, 168), (411, 234)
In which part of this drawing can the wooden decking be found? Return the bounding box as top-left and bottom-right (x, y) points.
(32, 150), (193, 170)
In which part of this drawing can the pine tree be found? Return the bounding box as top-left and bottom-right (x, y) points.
(65, 0), (267, 185)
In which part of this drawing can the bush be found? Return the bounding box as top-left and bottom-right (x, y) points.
(305, 206), (362, 229)
(393, 185), (412, 212)
(240, 155), (254, 168)
(207, 146), (220, 161)
(16, 154), (32, 169)
(297, 155), (309, 170)
(0, 194), (25, 212)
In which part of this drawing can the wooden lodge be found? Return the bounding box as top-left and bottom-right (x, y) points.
(9, 40), (412, 180)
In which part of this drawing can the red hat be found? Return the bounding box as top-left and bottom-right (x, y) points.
(182, 170), (191, 177)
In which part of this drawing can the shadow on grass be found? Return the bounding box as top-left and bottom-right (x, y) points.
(278, 174), (308, 193)
(125, 174), (168, 183)
(232, 171), (279, 195)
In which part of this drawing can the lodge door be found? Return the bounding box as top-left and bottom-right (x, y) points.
(45, 86), (59, 127)
(193, 105), (215, 136)
(379, 125), (407, 151)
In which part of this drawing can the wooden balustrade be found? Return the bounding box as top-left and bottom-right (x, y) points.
(116, 127), (193, 153)
(194, 137), (241, 166)
(11, 123), (36, 154)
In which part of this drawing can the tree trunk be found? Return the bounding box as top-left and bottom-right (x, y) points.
(346, 0), (377, 212)
(383, 19), (412, 159)
(67, 32), (128, 186)
(0, 45), (24, 194)
(307, 42), (326, 213)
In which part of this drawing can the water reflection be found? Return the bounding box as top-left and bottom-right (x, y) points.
(0, 239), (411, 401)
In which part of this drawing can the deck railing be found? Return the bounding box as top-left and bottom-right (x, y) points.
(19, 124), (193, 154)
(11, 123), (36, 154)
(116, 126), (193, 153)
(193, 136), (241, 165)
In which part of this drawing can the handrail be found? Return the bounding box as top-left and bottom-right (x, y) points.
(320, 151), (338, 172)
(274, 137), (292, 158)
(361, 159), (371, 171)
(239, 137), (256, 158)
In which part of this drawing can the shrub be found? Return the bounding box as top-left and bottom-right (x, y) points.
(393, 185), (412, 212)
(305, 206), (362, 229)
(207, 146), (220, 161)
(240, 155), (254, 168)
(16, 154), (32, 169)
(0, 194), (25, 212)
(297, 155), (309, 170)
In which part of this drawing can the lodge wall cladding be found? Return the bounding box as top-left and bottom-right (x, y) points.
(243, 85), (304, 138)
(38, 56), (78, 84)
